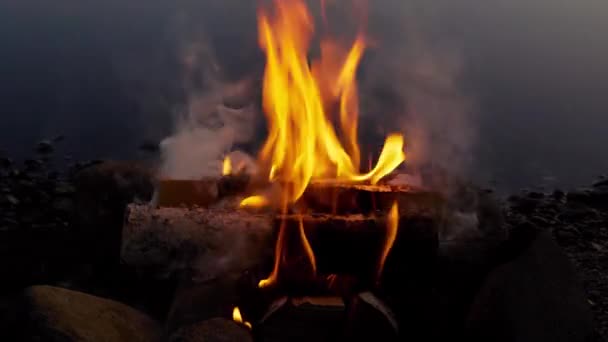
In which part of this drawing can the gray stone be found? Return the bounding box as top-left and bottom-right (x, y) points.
(35, 141), (54, 154)
(166, 274), (242, 334)
(466, 231), (594, 342)
(23, 285), (162, 342)
(169, 318), (252, 342)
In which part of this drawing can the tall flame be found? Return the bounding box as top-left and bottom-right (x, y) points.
(251, 0), (406, 289)
(378, 201), (399, 281)
(250, 0), (405, 205)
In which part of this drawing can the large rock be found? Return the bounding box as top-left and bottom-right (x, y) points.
(166, 273), (242, 334)
(169, 318), (252, 342)
(21, 285), (162, 341)
(465, 231), (594, 342)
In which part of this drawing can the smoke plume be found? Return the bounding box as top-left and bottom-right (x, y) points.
(158, 12), (259, 180)
(359, 2), (477, 182)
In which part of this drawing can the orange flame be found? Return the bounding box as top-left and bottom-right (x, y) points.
(232, 306), (252, 329)
(222, 156), (232, 175)
(378, 201), (399, 281)
(258, 218), (286, 288)
(252, 0), (406, 289)
(239, 195), (269, 209)
(259, 215), (317, 289)
(298, 215), (317, 276)
(251, 0), (405, 205)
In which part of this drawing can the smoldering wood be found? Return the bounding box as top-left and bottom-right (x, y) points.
(301, 182), (445, 215)
(121, 204), (274, 279)
(154, 179), (219, 207)
(155, 174), (252, 207)
(154, 177), (446, 215)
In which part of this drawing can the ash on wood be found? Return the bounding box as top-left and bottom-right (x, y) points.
(301, 183), (444, 215)
(121, 204), (274, 279)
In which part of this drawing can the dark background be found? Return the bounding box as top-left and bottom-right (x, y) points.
(1, 0), (606, 192)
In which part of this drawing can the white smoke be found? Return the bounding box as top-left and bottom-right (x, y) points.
(359, 1), (477, 181)
(158, 15), (259, 180)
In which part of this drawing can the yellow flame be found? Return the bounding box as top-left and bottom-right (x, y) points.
(378, 201), (399, 281)
(256, 0), (405, 204)
(232, 307), (252, 330)
(258, 217), (287, 288)
(258, 214), (317, 288)
(240, 195), (269, 208)
(297, 215), (317, 275)
(222, 156), (232, 175)
(254, 0), (406, 290)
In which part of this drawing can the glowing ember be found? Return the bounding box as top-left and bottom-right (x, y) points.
(232, 306), (252, 329)
(222, 156), (232, 175)
(378, 201), (399, 281)
(239, 195), (269, 208)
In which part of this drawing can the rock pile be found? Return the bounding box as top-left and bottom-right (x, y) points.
(0, 140), (606, 341)
(505, 181), (608, 340)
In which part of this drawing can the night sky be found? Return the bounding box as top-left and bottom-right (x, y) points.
(1, 0), (606, 191)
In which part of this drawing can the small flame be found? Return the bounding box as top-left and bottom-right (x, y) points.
(232, 307), (252, 329)
(378, 201), (399, 281)
(240, 195), (270, 208)
(222, 156), (232, 175)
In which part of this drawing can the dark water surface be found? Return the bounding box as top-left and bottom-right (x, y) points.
(1, 0), (607, 191)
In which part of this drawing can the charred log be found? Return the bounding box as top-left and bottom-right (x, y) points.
(301, 183), (445, 215)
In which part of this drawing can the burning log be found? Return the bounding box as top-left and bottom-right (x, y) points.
(301, 182), (445, 215)
(121, 204), (274, 279)
(154, 174), (252, 207)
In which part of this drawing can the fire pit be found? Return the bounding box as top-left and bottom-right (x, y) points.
(124, 175), (442, 341)
(118, 1), (594, 341)
(127, 0), (443, 340)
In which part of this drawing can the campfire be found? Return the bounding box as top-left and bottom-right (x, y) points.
(128, 0), (442, 340)
(234, 0), (406, 290)
(3, 1), (598, 341)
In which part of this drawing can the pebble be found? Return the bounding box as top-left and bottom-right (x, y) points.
(591, 242), (604, 252)
(552, 190), (565, 200)
(35, 140), (54, 154)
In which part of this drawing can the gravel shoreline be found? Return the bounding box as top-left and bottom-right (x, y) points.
(1, 142), (607, 340)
